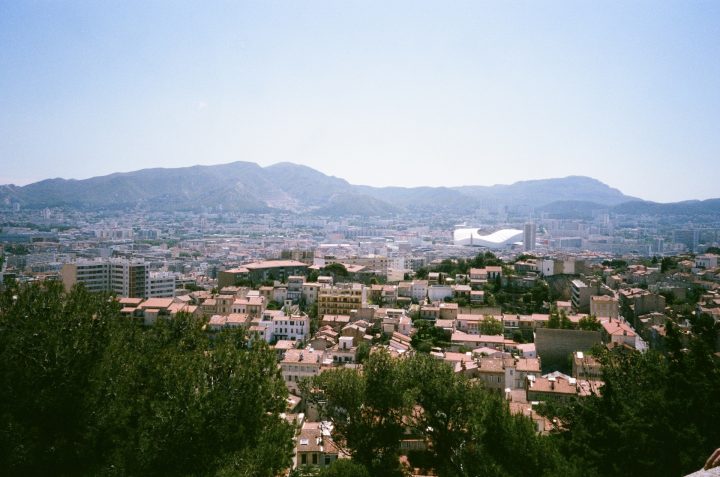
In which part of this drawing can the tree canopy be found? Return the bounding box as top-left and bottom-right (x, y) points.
(302, 350), (581, 477)
(0, 281), (293, 476)
(548, 324), (720, 477)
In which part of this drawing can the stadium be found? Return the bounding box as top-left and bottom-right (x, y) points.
(453, 228), (524, 248)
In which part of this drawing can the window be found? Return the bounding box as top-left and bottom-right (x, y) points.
(301, 454), (307, 465)
(312, 454), (318, 465)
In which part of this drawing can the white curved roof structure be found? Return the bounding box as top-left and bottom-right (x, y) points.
(454, 228), (523, 248)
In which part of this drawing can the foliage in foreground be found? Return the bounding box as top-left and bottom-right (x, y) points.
(548, 316), (720, 477)
(0, 281), (293, 476)
(302, 350), (578, 477)
(2, 281), (719, 477)
(305, 334), (720, 477)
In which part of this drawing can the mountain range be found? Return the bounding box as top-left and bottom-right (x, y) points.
(0, 161), (717, 217)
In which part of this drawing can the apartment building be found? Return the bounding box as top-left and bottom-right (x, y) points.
(61, 258), (176, 298)
(280, 348), (331, 394)
(287, 276), (305, 303)
(301, 282), (321, 305)
(410, 280), (428, 302)
(571, 279), (592, 312)
(590, 295), (619, 319)
(317, 283), (366, 317)
(271, 312), (310, 342)
(146, 272), (176, 298)
(61, 260), (109, 293)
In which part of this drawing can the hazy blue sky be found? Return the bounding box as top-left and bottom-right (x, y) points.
(1, 1), (719, 202)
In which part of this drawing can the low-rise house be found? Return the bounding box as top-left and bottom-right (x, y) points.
(294, 421), (342, 469)
(601, 319), (637, 348)
(516, 342), (537, 358)
(454, 284), (471, 300)
(470, 290), (485, 304)
(526, 375), (578, 403)
(342, 321), (370, 344)
(207, 312), (251, 331)
(472, 357), (506, 392)
(457, 314), (480, 334)
(502, 314), (520, 331)
(410, 280), (428, 302)
(572, 351), (602, 380)
(695, 253), (719, 270)
(451, 331), (510, 350)
(619, 288), (666, 318)
(309, 335), (336, 351)
(439, 302), (459, 320)
(329, 336), (356, 364)
(398, 315), (414, 336)
(469, 268), (488, 289)
(428, 285), (453, 302)
(388, 332), (413, 355)
(531, 313), (550, 329)
(201, 298), (217, 317)
(505, 357), (541, 390)
(556, 301), (572, 314)
(434, 319), (455, 332)
(280, 348), (332, 394)
(232, 295), (266, 317)
(273, 340), (296, 360)
(420, 305), (440, 321)
(320, 315), (351, 331)
(215, 294), (234, 315)
(138, 297), (175, 325)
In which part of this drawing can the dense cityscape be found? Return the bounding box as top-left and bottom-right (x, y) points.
(1, 165), (720, 476)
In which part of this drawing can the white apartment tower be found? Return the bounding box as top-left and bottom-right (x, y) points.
(60, 258), (175, 298)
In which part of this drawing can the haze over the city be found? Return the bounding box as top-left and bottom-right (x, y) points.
(1, 1), (719, 202)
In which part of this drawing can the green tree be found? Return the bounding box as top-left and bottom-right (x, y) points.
(356, 341), (371, 364)
(560, 309), (573, 329)
(548, 307), (561, 329)
(550, 340), (720, 477)
(302, 350), (410, 477)
(578, 314), (602, 331)
(0, 282), (295, 476)
(323, 263), (349, 278)
(411, 319), (451, 350)
(0, 281), (115, 475)
(306, 351), (579, 477)
(661, 257), (675, 273)
(480, 315), (504, 335)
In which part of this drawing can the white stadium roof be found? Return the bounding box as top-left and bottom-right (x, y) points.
(453, 228), (524, 248)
